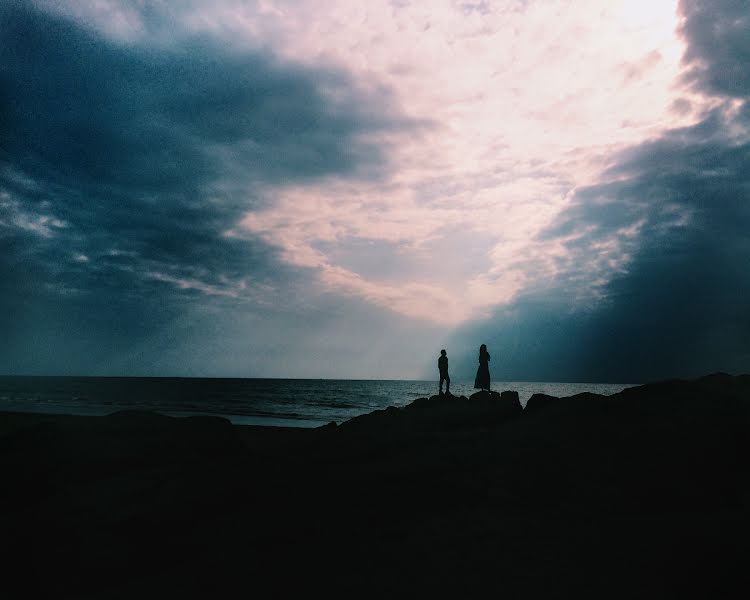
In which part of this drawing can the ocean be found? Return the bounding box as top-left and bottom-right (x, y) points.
(0, 376), (638, 427)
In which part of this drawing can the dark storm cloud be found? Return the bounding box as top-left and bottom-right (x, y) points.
(0, 1), (420, 374)
(558, 112), (749, 380)
(679, 0), (750, 98)
(451, 0), (750, 382)
(452, 124), (750, 381)
(1, 3), (399, 191)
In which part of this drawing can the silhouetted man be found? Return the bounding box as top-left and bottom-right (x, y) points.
(438, 349), (450, 395)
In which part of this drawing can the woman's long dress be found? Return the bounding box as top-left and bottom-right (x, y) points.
(474, 353), (491, 390)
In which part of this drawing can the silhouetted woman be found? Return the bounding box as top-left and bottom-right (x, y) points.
(474, 344), (491, 391)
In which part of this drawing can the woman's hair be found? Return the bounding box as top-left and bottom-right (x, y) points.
(479, 344), (487, 355)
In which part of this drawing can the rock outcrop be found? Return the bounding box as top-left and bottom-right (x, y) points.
(522, 372), (750, 420)
(524, 393), (559, 413)
(342, 389), (522, 432)
(341, 372), (750, 433)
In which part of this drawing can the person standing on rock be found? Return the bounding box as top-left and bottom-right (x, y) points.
(438, 349), (450, 395)
(474, 344), (491, 391)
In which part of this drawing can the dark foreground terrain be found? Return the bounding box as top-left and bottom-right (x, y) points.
(1, 374), (748, 598)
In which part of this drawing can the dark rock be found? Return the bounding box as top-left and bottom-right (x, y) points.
(403, 393), (473, 428)
(520, 391), (612, 422)
(525, 393), (559, 413)
(103, 410), (242, 460)
(564, 392), (607, 402)
(467, 389), (522, 419)
(343, 404), (404, 431)
(342, 389), (523, 432)
(500, 390), (520, 406)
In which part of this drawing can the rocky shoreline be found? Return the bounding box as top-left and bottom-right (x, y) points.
(1, 373), (748, 597)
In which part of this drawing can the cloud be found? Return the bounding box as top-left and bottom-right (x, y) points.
(13, 1), (686, 329)
(0, 1), (414, 292)
(449, 0), (750, 381)
(228, 0), (693, 324)
(679, 0), (750, 99)
(0, 1), (422, 374)
(2, 0), (746, 380)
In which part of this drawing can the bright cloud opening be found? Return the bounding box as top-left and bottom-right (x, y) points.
(233, 0), (695, 323)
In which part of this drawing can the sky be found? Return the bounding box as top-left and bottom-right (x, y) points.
(1, 0), (748, 381)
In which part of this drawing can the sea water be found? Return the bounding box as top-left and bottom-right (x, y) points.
(0, 376), (638, 427)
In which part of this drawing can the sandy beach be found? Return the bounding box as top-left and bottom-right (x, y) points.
(2, 374), (748, 598)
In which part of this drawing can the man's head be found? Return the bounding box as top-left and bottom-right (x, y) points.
(441, 349), (447, 356)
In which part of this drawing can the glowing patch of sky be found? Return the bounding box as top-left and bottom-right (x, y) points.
(230, 0), (699, 323)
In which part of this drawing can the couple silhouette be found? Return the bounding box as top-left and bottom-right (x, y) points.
(438, 344), (491, 395)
